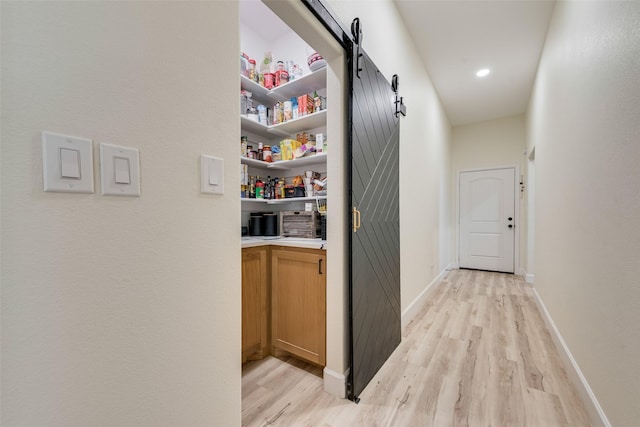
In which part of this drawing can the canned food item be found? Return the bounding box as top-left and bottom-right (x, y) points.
(283, 101), (293, 121)
(263, 145), (272, 163)
(248, 59), (256, 82)
(275, 69), (289, 87)
(273, 102), (283, 125)
(241, 136), (248, 156)
(257, 105), (267, 125)
(264, 73), (275, 89)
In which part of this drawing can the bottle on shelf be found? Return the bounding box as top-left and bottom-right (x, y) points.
(271, 177), (277, 200)
(249, 175), (256, 199)
(249, 59), (257, 82)
(275, 60), (289, 87)
(265, 176), (271, 200)
(255, 176), (264, 199)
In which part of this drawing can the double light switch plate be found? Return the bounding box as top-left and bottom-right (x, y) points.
(41, 132), (140, 196)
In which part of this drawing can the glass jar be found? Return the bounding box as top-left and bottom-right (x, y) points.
(248, 59), (257, 82)
(263, 145), (272, 163)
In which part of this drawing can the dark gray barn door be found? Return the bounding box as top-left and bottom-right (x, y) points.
(349, 51), (401, 401)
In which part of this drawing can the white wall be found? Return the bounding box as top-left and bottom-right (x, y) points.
(1, 2), (241, 426)
(527, 1), (640, 426)
(326, 0), (453, 318)
(451, 114), (527, 272)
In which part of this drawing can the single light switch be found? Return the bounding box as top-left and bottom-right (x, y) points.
(42, 131), (94, 193)
(60, 148), (81, 179)
(100, 143), (140, 196)
(114, 157), (131, 184)
(208, 165), (219, 186)
(201, 155), (224, 195)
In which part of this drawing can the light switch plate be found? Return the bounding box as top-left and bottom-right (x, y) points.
(100, 143), (140, 196)
(42, 131), (94, 193)
(201, 155), (224, 195)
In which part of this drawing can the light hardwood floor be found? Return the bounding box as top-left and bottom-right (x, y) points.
(242, 269), (593, 426)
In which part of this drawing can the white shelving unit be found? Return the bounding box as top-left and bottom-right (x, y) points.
(241, 68), (328, 139)
(241, 64), (328, 209)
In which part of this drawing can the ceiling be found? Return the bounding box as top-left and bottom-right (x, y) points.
(394, 0), (556, 126)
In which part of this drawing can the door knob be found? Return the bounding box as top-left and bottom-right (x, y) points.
(508, 224), (513, 228)
(508, 217), (513, 221)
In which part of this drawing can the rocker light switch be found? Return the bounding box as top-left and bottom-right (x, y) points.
(60, 148), (81, 179)
(100, 143), (140, 196)
(42, 131), (94, 193)
(201, 155), (224, 195)
(114, 157), (131, 184)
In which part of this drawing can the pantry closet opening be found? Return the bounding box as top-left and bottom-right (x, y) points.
(239, 0), (348, 408)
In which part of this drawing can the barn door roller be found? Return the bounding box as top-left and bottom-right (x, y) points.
(392, 74), (407, 117)
(351, 18), (363, 78)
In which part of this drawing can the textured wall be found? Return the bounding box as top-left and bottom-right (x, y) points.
(1, 2), (241, 425)
(527, 1), (640, 425)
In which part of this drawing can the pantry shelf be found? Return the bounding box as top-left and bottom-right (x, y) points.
(269, 110), (326, 135)
(241, 153), (327, 170)
(241, 110), (327, 139)
(241, 116), (271, 138)
(241, 196), (327, 205)
(240, 75), (271, 104)
(240, 68), (327, 103)
(266, 196), (327, 205)
(271, 67), (326, 100)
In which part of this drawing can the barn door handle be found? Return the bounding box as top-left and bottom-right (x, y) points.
(352, 207), (361, 233)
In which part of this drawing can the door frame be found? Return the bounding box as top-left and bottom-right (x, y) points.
(456, 165), (520, 275)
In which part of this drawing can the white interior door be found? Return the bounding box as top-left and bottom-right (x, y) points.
(459, 168), (515, 273)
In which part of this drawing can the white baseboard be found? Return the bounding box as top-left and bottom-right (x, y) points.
(401, 264), (453, 329)
(323, 366), (347, 398)
(532, 288), (611, 427)
(525, 273), (535, 284)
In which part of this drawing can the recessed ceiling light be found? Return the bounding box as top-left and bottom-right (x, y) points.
(476, 68), (491, 77)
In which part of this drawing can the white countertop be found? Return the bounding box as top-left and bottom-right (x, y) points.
(241, 236), (326, 250)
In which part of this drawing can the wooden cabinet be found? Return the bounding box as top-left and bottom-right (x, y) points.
(242, 247), (268, 363)
(271, 247), (326, 366)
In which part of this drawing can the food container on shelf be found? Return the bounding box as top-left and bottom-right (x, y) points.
(280, 211), (321, 238)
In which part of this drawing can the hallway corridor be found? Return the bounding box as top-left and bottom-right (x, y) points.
(242, 269), (593, 426)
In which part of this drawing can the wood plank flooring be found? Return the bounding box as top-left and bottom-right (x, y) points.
(241, 269), (593, 426)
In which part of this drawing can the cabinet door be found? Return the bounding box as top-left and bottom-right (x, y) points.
(242, 247), (268, 362)
(271, 248), (326, 366)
